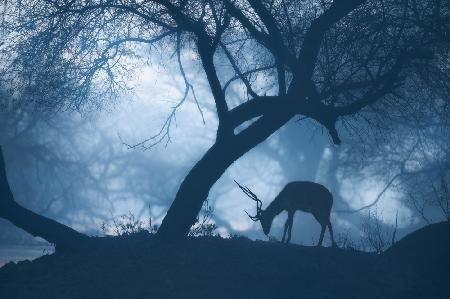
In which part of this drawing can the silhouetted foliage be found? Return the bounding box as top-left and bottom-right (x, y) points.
(334, 230), (361, 251)
(101, 200), (217, 237)
(188, 199), (218, 237)
(101, 212), (156, 236)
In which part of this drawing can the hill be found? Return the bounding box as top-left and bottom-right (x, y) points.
(0, 222), (449, 299)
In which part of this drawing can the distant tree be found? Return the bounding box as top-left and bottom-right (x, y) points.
(332, 112), (449, 221)
(0, 0), (449, 247)
(407, 161), (450, 223)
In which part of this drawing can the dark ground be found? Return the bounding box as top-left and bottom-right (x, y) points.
(0, 222), (449, 299)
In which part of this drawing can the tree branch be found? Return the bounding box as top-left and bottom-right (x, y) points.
(224, 0), (297, 70)
(335, 49), (434, 117)
(222, 64), (276, 95)
(158, 1), (231, 137)
(196, 35), (230, 137)
(220, 42), (259, 99)
(229, 95), (281, 128)
(47, 1), (176, 31)
(246, 0), (289, 95)
(0, 146), (89, 251)
(289, 0), (365, 93)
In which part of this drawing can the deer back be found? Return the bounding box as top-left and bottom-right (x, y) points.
(275, 181), (333, 217)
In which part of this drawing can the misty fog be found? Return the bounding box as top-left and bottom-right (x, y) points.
(1, 47), (447, 267)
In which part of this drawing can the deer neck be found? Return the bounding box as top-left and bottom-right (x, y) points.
(264, 199), (284, 218)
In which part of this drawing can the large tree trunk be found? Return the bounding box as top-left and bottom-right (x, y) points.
(158, 109), (294, 238)
(0, 147), (89, 251)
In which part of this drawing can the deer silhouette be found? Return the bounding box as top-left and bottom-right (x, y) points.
(236, 180), (336, 246)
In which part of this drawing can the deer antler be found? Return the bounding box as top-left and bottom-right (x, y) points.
(234, 180), (262, 221)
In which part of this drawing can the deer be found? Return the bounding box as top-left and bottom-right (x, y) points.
(235, 180), (336, 247)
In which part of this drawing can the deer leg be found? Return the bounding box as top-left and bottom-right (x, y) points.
(317, 224), (326, 247)
(281, 218), (289, 243)
(328, 221), (336, 247)
(286, 211), (294, 243)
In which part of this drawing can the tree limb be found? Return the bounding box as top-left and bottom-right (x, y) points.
(0, 146), (90, 251)
(196, 35), (231, 137)
(289, 0), (365, 93)
(220, 42), (259, 99)
(229, 95), (281, 128)
(159, 1), (231, 137)
(335, 49), (434, 116)
(224, 0), (297, 70)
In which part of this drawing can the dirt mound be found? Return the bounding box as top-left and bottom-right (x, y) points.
(382, 221), (450, 298)
(386, 221), (450, 258)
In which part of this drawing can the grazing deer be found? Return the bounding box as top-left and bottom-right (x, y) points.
(235, 180), (336, 247)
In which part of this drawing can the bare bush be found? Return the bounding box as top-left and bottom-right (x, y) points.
(188, 200), (218, 237)
(360, 208), (398, 254)
(334, 230), (361, 251)
(102, 200), (218, 237)
(101, 212), (156, 236)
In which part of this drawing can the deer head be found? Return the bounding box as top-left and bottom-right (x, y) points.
(234, 180), (272, 235)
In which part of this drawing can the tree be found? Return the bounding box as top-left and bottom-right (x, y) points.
(0, 0), (449, 245)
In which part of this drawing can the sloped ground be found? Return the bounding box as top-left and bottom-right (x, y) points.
(0, 222), (449, 299)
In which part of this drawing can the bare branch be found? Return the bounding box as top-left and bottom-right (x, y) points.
(223, 65), (276, 96)
(229, 95), (281, 128)
(224, 0), (297, 70)
(196, 35), (230, 137)
(44, 1), (177, 31)
(335, 50), (434, 117)
(220, 42), (259, 99)
(291, 0), (365, 88)
(122, 33), (204, 150)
